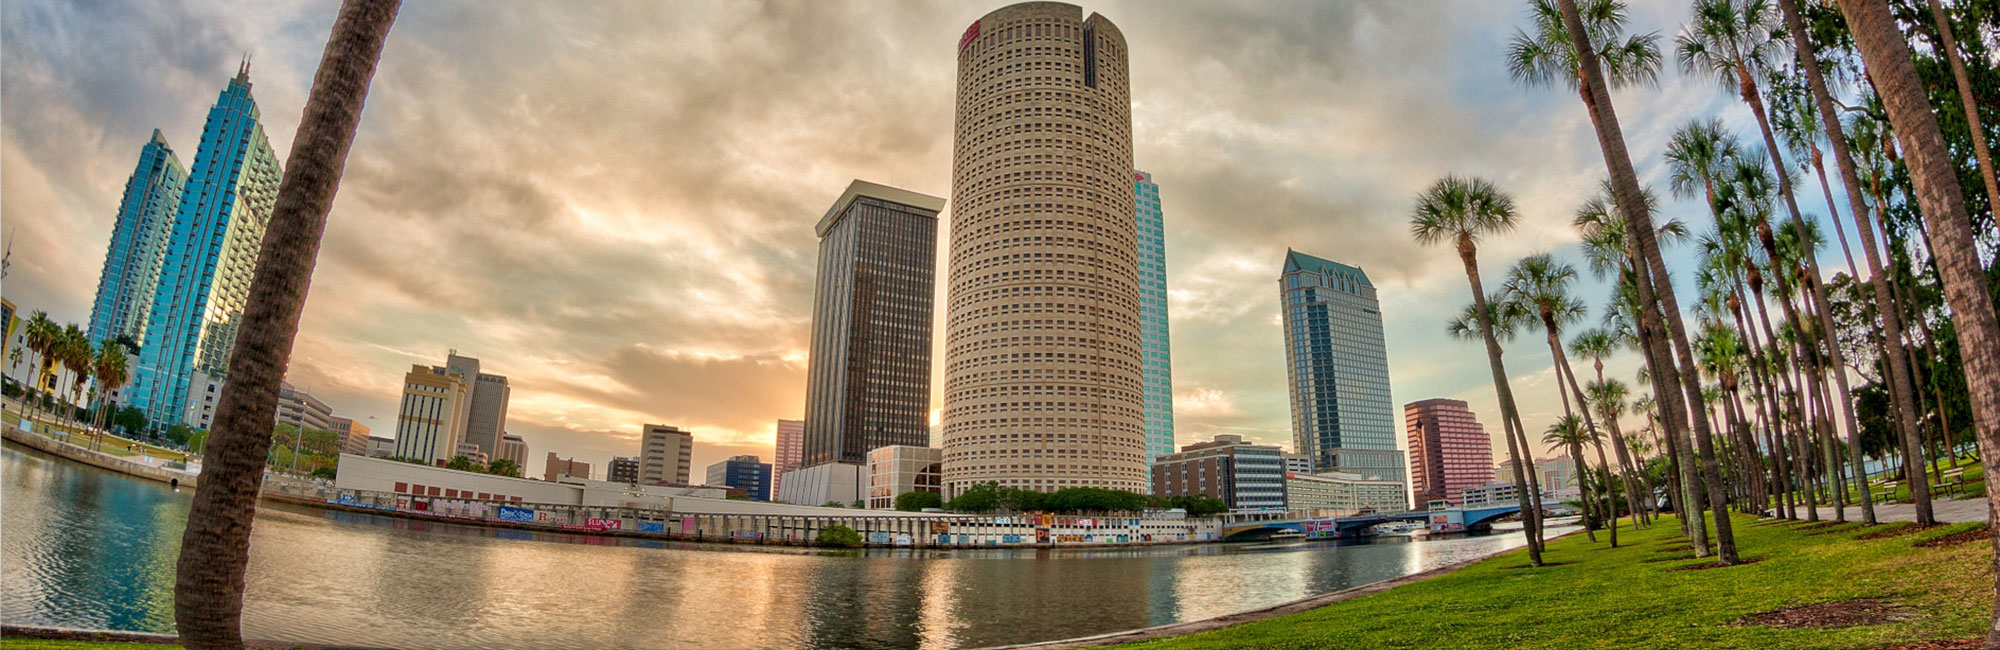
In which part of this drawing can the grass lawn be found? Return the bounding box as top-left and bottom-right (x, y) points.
(2, 411), (188, 462)
(1117, 514), (1991, 649)
(1854, 457), (1985, 504)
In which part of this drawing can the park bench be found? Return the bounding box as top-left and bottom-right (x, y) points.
(1938, 468), (1967, 499)
(1873, 481), (1900, 504)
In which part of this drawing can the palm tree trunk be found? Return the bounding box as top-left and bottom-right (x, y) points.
(173, 2), (399, 647)
(1924, 0), (2000, 220)
(1838, 1), (2000, 643)
(1458, 240), (1544, 564)
(1807, 151), (1859, 275)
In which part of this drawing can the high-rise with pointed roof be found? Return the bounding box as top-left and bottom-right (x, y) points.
(1280, 250), (1404, 506)
(88, 130), (185, 348)
(129, 63), (283, 428)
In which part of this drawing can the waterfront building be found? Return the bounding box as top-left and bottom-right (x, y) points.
(1495, 455), (1577, 491)
(274, 381), (333, 433)
(1150, 434), (1286, 511)
(1284, 471), (1408, 516)
(801, 180), (941, 469)
(773, 418), (804, 498)
(608, 456), (640, 484)
(391, 364), (470, 464)
(866, 445), (943, 509)
(639, 424), (693, 485)
(337, 454), (727, 507)
(1133, 170), (1175, 464)
(496, 433), (528, 471)
(330, 416), (371, 456)
(87, 130), (184, 349)
(1461, 481), (1521, 508)
(1279, 250), (1404, 496)
(129, 64), (283, 428)
(775, 462), (864, 506)
(705, 455), (773, 502)
(943, 2), (1146, 497)
(544, 452), (592, 482)
(1405, 398), (1494, 505)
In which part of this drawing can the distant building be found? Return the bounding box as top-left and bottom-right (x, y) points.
(1405, 398), (1494, 506)
(639, 424), (693, 485)
(1280, 250), (1404, 488)
(454, 441), (488, 465)
(1284, 471), (1407, 516)
(330, 416), (371, 456)
(773, 418), (804, 499)
(367, 436), (395, 457)
(1462, 482), (1521, 508)
(1283, 453), (1312, 475)
(544, 452), (591, 482)
(496, 433), (528, 471)
(705, 455), (772, 502)
(608, 456), (640, 484)
(274, 381), (333, 432)
(1496, 455), (1577, 491)
(184, 373), (225, 431)
(1150, 434), (1286, 511)
(391, 363), (470, 463)
(451, 353), (511, 458)
(88, 129), (184, 350)
(1134, 170), (1175, 464)
(776, 463), (864, 507)
(801, 180), (940, 471)
(866, 445), (942, 509)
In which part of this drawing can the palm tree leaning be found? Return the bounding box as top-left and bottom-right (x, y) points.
(92, 344), (130, 452)
(1506, 253), (1619, 546)
(20, 312), (57, 427)
(1921, 0), (1998, 218)
(1410, 175), (1546, 566)
(1549, 0), (1738, 564)
(57, 325), (92, 432)
(173, 2), (400, 647)
(1835, 1), (2000, 642)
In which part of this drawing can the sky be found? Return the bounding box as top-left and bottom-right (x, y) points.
(1, 0), (1864, 482)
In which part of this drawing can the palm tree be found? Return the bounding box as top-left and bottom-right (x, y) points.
(56, 325), (91, 431)
(173, 2), (401, 646)
(1505, 253), (1619, 545)
(91, 343), (130, 452)
(1583, 374), (1648, 526)
(1546, 0), (1737, 563)
(1921, 0), (1998, 218)
(1542, 416), (1595, 522)
(20, 312), (58, 426)
(1767, 71), (1857, 275)
(1410, 175), (1545, 565)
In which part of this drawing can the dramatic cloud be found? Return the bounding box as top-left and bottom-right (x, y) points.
(3, 0), (1839, 478)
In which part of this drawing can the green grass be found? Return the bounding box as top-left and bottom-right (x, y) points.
(3, 410), (188, 462)
(1839, 457), (1985, 505)
(1117, 514), (1991, 649)
(0, 640), (177, 649)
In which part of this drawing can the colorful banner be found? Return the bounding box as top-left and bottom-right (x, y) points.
(497, 506), (536, 523)
(637, 521), (667, 533)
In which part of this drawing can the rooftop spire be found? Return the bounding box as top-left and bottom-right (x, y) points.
(236, 52), (251, 81)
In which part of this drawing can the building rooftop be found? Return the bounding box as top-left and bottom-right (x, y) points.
(1283, 249), (1372, 287)
(816, 179), (947, 236)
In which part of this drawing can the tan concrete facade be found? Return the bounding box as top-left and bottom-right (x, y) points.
(943, 2), (1145, 496)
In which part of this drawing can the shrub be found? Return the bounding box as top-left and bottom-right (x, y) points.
(815, 524), (863, 547)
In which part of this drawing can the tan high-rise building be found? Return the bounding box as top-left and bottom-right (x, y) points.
(639, 423), (693, 485)
(942, 2), (1144, 497)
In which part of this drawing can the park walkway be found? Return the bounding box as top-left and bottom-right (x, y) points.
(1794, 496), (1989, 523)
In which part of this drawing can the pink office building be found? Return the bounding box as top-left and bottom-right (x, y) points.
(1405, 398), (1493, 506)
(773, 419), (804, 496)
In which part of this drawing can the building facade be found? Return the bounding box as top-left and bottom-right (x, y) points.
(331, 416), (371, 456)
(773, 418), (804, 498)
(496, 433), (528, 471)
(705, 455), (773, 502)
(608, 456), (640, 484)
(544, 452), (591, 482)
(1280, 250), (1403, 492)
(275, 381), (333, 432)
(801, 180), (941, 469)
(391, 364), (470, 463)
(1133, 170), (1175, 464)
(129, 64), (283, 428)
(1284, 471), (1408, 516)
(1405, 398), (1494, 506)
(1461, 481), (1521, 507)
(1149, 434), (1285, 511)
(1496, 455), (1577, 491)
(866, 445), (943, 509)
(88, 130), (184, 349)
(464, 370), (511, 456)
(943, 2), (1146, 497)
(639, 424), (693, 485)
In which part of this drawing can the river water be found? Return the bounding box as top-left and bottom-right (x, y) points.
(1, 443), (1561, 649)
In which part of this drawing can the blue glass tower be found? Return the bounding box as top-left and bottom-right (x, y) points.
(130, 63), (283, 428)
(88, 130), (185, 347)
(1280, 250), (1404, 504)
(1135, 171), (1175, 463)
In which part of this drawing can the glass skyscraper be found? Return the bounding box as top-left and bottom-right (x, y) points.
(1280, 250), (1404, 506)
(88, 130), (185, 347)
(129, 64), (283, 428)
(1134, 171), (1174, 463)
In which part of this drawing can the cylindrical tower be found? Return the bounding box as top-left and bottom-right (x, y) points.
(943, 2), (1144, 497)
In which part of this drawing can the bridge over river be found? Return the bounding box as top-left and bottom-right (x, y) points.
(1219, 503), (1530, 541)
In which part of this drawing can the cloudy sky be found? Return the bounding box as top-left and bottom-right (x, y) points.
(2, 0), (1857, 480)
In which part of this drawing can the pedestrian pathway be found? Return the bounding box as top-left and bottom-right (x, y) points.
(1793, 497), (1989, 523)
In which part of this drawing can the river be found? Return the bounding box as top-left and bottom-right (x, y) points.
(0, 442), (1562, 649)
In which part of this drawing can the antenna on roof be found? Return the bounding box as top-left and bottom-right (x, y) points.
(237, 53), (251, 81)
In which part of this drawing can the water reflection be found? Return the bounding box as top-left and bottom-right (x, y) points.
(3, 444), (1564, 649)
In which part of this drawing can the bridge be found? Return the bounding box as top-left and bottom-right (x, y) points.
(1219, 503), (1526, 541)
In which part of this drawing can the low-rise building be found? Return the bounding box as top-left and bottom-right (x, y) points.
(866, 445), (942, 509)
(454, 441), (488, 464)
(776, 462), (864, 506)
(545, 452), (591, 482)
(1151, 434), (1286, 511)
(331, 417), (372, 456)
(275, 381), (334, 433)
(1282, 453), (1312, 475)
(496, 433), (528, 469)
(1495, 455), (1577, 491)
(608, 456), (640, 484)
(1462, 482), (1521, 508)
(367, 436), (396, 457)
(1284, 471), (1407, 516)
(705, 455), (772, 502)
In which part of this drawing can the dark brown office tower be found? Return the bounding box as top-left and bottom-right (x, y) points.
(801, 181), (945, 467)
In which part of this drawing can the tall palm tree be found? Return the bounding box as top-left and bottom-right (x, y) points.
(1836, 3), (2000, 637)
(1768, 71), (1857, 275)
(91, 343), (130, 452)
(1583, 374), (1648, 526)
(57, 325), (91, 430)
(1548, 0), (1737, 563)
(20, 311), (58, 426)
(173, 1), (401, 646)
(1505, 253), (1619, 545)
(1410, 175), (1545, 565)
(1922, 0), (1998, 218)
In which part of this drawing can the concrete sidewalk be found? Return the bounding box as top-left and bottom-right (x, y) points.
(1792, 496), (1989, 523)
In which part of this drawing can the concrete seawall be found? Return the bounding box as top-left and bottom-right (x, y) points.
(2, 424), (198, 489)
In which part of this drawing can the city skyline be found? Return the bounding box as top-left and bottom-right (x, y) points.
(0, 1), (1819, 481)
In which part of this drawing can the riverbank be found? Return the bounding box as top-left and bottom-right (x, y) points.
(1, 424), (196, 489)
(1069, 514), (1989, 649)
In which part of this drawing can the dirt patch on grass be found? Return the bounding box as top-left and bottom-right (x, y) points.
(1642, 554), (1697, 563)
(1499, 562), (1571, 570)
(1797, 521), (1845, 531)
(1875, 639), (1981, 650)
(1654, 545), (1695, 553)
(1665, 557), (1767, 572)
(1736, 598), (1912, 628)
(1915, 528), (1992, 549)
(1857, 524), (1942, 540)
